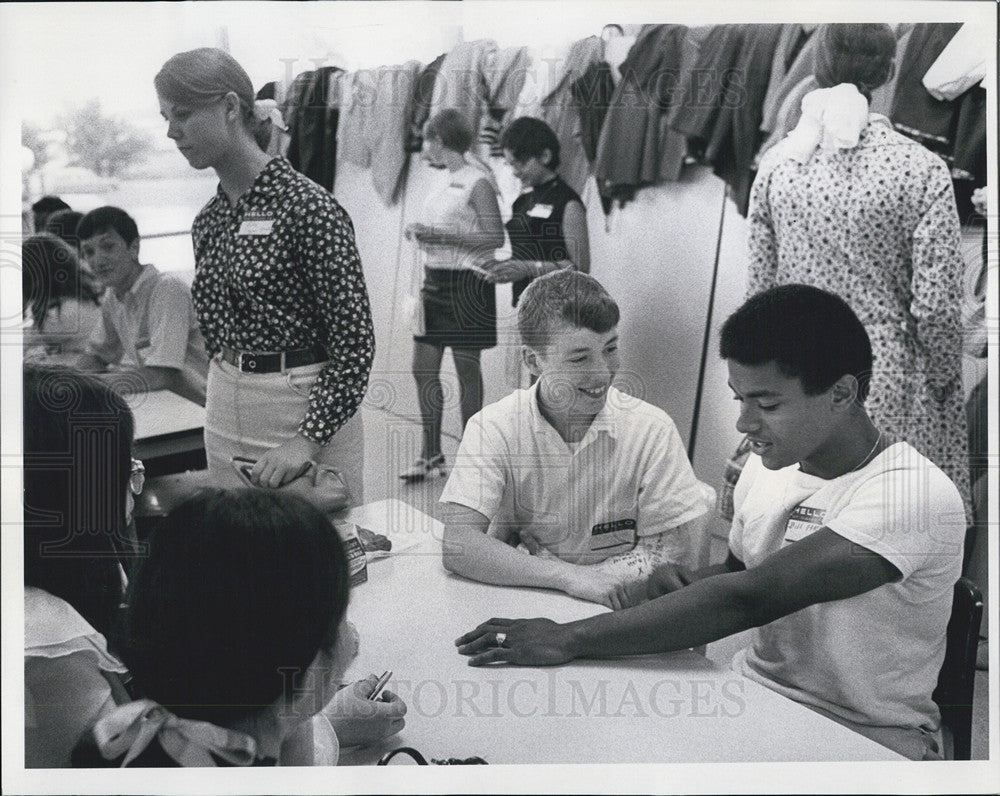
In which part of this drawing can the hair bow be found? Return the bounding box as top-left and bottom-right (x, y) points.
(253, 98), (287, 132)
(780, 83), (870, 165)
(90, 699), (259, 767)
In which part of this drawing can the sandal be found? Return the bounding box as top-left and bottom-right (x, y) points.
(399, 454), (446, 482)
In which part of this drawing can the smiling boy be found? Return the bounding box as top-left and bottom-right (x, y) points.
(74, 206), (209, 405)
(455, 284), (966, 760)
(440, 271), (715, 608)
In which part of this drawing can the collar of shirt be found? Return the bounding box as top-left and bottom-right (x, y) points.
(206, 156), (290, 213)
(525, 378), (621, 453)
(110, 263), (158, 309)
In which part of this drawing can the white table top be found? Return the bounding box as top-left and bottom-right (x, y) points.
(336, 499), (904, 765)
(125, 389), (205, 441)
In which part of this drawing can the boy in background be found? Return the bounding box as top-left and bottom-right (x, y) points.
(74, 206), (208, 405)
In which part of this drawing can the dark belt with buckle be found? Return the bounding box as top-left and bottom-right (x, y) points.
(220, 344), (329, 373)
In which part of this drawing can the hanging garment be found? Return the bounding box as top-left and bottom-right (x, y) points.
(594, 24), (688, 207)
(702, 24), (784, 216)
(478, 46), (530, 158)
(754, 76), (818, 167)
(539, 36), (603, 196)
(667, 24), (744, 160)
(429, 39), (499, 147)
(337, 69), (378, 168)
(869, 25), (916, 116)
(603, 34), (636, 84)
(572, 61), (615, 164)
(406, 54), (446, 153)
(760, 25), (814, 133)
(360, 62), (421, 205)
(510, 41), (574, 121)
(921, 22), (988, 102)
(749, 28), (820, 139)
(747, 116), (971, 517)
(286, 66), (342, 192)
(890, 23), (963, 152)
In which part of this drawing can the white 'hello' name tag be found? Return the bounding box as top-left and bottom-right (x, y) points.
(237, 216), (275, 236)
(526, 203), (553, 219)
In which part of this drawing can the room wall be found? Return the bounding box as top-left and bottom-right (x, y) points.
(335, 152), (746, 492)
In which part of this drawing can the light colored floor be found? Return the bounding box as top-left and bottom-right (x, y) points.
(358, 402), (990, 761)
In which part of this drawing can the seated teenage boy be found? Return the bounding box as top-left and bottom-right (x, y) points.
(441, 271), (715, 608)
(456, 284), (965, 761)
(74, 206), (209, 405)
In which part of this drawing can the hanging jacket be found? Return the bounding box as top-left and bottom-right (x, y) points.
(365, 62), (422, 205)
(890, 23), (963, 153)
(407, 54), (446, 153)
(760, 25), (814, 133)
(703, 24), (784, 216)
(667, 24), (743, 159)
(594, 24), (688, 207)
(430, 39), (499, 147)
(286, 66), (342, 192)
(479, 46), (530, 158)
(539, 36), (604, 197)
(572, 61), (615, 164)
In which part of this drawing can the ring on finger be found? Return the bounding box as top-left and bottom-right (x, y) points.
(495, 632), (507, 648)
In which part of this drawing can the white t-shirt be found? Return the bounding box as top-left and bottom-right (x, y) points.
(729, 442), (965, 731)
(441, 383), (715, 566)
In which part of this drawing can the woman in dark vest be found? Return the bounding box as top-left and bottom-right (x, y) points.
(483, 117), (590, 304)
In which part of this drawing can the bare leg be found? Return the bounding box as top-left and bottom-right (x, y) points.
(412, 340), (445, 460)
(452, 347), (484, 430)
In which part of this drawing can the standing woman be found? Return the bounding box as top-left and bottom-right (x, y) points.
(154, 49), (374, 501)
(400, 109), (505, 481)
(747, 23), (971, 516)
(485, 116), (590, 306)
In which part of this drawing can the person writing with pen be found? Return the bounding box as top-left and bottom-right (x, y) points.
(456, 285), (964, 762)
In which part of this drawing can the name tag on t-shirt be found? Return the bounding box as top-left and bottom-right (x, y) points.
(526, 203), (553, 219)
(784, 505), (826, 544)
(237, 215), (275, 236)
(589, 519), (637, 553)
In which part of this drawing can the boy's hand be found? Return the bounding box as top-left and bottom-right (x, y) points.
(560, 566), (631, 609)
(323, 676), (407, 748)
(643, 563), (695, 600)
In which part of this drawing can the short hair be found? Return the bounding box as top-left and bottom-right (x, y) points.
(43, 209), (85, 248)
(518, 270), (619, 350)
(500, 116), (561, 171)
(23, 364), (135, 638)
(31, 195), (71, 216)
(155, 47), (256, 130)
(720, 284), (873, 401)
(77, 206), (140, 246)
(424, 108), (474, 153)
(119, 489), (351, 725)
(813, 24), (896, 99)
(22, 234), (101, 329)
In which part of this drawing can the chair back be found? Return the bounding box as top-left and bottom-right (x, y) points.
(932, 577), (983, 760)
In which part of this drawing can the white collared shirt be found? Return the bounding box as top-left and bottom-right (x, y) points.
(87, 264), (209, 390)
(441, 382), (714, 565)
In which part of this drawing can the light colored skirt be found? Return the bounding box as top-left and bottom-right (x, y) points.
(204, 356), (364, 504)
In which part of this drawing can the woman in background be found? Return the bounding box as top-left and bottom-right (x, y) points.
(485, 116), (590, 306)
(401, 109), (505, 482)
(73, 490), (406, 767)
(155, 48), (374, 502)
(24, 365), (136, 766)
(22, 234), (102, 361)
(746, 23), (971, 516)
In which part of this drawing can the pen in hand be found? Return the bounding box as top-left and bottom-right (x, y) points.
(368, 670), (392, 701)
